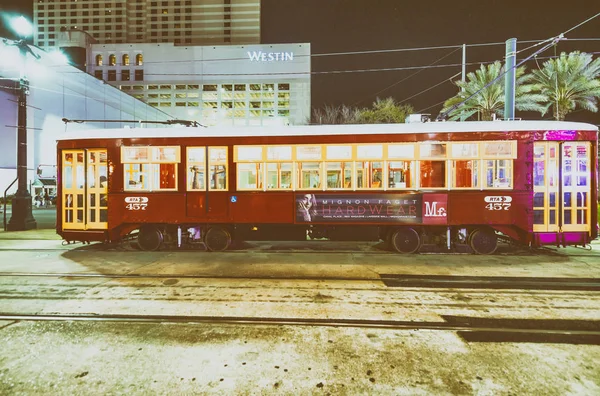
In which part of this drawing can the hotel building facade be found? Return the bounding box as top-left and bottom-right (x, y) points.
(33, 0), (260, 48)
(88, 41), (311, 126)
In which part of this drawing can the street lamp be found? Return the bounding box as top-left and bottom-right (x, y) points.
(6, 16), (38, 231)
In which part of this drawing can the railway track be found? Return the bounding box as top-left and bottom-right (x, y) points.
(1, 272), (599, 291)
(0, 312), (599, 344)
(0, 244), (594, 256)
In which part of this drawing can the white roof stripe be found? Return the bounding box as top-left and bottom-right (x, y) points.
(57, 120), (598, 141)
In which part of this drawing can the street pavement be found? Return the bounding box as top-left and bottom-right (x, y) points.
(0, 207), (599, 394)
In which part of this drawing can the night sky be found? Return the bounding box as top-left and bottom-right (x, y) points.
(2, 0), (599, 124)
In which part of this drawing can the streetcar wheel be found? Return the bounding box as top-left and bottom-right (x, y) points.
(469, 228), (498, 255)
(390, 228), (421, 254)
(205, 227), (231, 252)
(137, 226), (163, 251)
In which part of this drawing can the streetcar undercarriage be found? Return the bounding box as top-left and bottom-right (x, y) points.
(117, 223), (507, 254)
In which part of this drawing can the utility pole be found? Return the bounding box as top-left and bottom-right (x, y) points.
(7, 17), (37, 231)
(460, 44), (466, 121)
(503, 38), (517, 121)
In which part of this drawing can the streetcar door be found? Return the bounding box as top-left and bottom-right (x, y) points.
(560, 142), (591, 232)
(185, 146), (229, 219)
(61, 149), (108, 230)
(533, 142), (559, 232)
(533, 142), (591, 233)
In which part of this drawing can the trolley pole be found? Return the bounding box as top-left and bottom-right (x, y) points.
(7, 36), (37, 230)
(503, 38), (517, 121)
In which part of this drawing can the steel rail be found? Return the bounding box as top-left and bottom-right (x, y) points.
(1, 272), (599, 291)
(0, 247), (588, 256)
(0, 313), (599, 338)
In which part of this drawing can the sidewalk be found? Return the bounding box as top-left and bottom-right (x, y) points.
(0, 228), (61, 240)
(0, 205), (61, 240)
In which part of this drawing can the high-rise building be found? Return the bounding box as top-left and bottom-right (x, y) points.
(33, 0), (260, 49)
(33, 0), (311, 127)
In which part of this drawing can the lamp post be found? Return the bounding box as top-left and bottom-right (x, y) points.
(7, 16), (37, 231)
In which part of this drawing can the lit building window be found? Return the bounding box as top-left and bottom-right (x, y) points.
(95, 54), (103, 66)
(136, 54), (143, 66)
(108, 54), (116, 66)
(122, 54), (130, 66)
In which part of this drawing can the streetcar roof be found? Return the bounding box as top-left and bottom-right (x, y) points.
(57, 120), (599, 141)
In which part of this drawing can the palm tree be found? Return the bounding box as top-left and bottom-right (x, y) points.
(531, 51), (600, 120)
(441, 61), (546, 121)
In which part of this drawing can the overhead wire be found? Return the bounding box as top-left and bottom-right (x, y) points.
(396, 71), (462, 106)
(1, 15), (597, 116)
(85, 38), (599, 68)
(435, 11), (600, 119)
(352, 47), (461, 106)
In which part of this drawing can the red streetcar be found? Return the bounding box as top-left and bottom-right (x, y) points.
(55, 120), (599, 254)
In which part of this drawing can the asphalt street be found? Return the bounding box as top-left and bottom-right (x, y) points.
(0, 226), (599, 394)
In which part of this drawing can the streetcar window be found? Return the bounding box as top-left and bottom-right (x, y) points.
(485, 159), (512, 188)
(451, 143), (478, 158)
(388, 144), (415, 159)
(325, 162), (352, 189)
(483, 141), (514, 157)
(387, 161), (413, 189)
(122, 147), (149, 162)
(235, 146), (263, 161)
(298, 162), (321, 189)
(355, 161), (383, 189)
(122, 146), (180, 191)
(357, 144), (383, 159)
(296, 146), (322, 161)
(209, 147), (228, 190)
(326, 145), (352, 160)
(237, 163), (263, 190)
(371, 162), (383, 188)
(420, 143), (447, 158)
(534, 145), (546, 186)
(154, 147), (178, 162)
(266, 146), (292, 161)
(210, 165), (227, 190)
(124, 164), (148, 190)
(266, 163), (292, 190)
(187, 147), (206, 190)
(420, 160), (446, 188)
(452, 160), (479, 188)
(155, 163), (176, 189)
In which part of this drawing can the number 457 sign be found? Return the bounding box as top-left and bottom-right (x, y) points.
(125, 196), (148, 210)
(484, 195), (512, 211)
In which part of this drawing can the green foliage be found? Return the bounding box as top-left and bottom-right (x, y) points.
(441, 61), (546, 121)
(312, 97), (413, 124)
(530, 51), (600, 120)
(354, 97), (414, 124)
